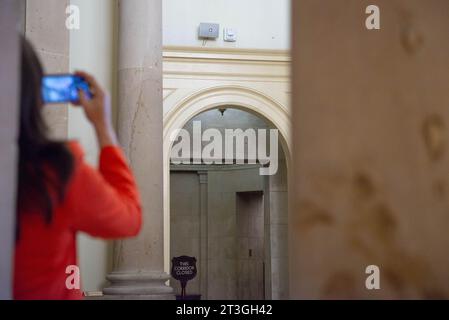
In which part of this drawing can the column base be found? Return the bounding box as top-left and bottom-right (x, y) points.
(103, 271), (174, 300)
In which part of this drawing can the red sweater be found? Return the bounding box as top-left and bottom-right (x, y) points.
(13, 142), (142, 300)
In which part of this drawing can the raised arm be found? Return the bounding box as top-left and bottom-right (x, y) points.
(65, 143), (142, 238)
(65, 71), (142, 238)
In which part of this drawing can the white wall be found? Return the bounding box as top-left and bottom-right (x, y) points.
(163, 0), (290, 49)
(68, 0), (118, 293)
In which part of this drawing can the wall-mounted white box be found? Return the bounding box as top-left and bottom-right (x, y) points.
(224, 28), (237, 42)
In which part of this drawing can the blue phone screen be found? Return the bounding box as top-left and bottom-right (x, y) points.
(42, 75), (92, 104)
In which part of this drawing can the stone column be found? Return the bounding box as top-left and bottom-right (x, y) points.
(263, 156), (289, 300)
(0, 0), (20, 300)
(291, 0), (449, 299)
(103, 0), (173, 299)
(266, 158), (289, 300)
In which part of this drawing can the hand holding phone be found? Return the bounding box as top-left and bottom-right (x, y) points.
(72, 71), (118, 147)
(41, 71), (117, 147)
(41, 74), (92, 104)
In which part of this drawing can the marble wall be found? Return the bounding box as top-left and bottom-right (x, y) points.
(291, 0), (449, 299)
(0, 0), (21, 300)
(25, 0), (70, 139)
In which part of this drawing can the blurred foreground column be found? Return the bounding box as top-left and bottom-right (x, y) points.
(0, 0), (20, 300)
(25, 0), (70, 139)
(103, 0), (173, 299)
(291, 0), (449, 299)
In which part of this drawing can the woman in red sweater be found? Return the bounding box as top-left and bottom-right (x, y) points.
(14, 38), (142, 300)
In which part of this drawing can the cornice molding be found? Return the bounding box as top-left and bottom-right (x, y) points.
(163, 46), (291, 81)
(163, 45), (291, 63)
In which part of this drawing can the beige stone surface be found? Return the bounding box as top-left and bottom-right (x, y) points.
(291, 0), (449, 299)
(0, 0), (20, 300)
(26, 0), (70, 139)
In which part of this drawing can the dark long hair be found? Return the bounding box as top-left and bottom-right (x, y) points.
(16, 37), (74, 239)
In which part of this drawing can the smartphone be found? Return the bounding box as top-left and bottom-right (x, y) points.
(41, 74), (92, 104)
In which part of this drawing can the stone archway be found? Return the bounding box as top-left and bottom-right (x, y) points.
(163, 85), (291, 299)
